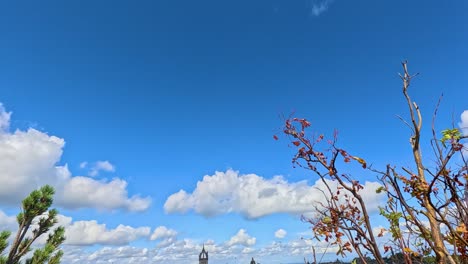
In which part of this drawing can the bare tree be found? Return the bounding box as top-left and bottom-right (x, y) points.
(278, 62), (467, 264)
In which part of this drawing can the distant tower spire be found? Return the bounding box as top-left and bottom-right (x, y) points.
(199, 244), (208, 264)
(250, 257), (256, 264)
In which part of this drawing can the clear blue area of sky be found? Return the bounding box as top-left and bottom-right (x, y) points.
(0, 0), (467, 262)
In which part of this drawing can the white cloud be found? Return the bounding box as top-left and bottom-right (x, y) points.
(242, 247), (255, 254)
(227, 229), (256, 247)
(63, 238), (321, 264)
(164, 169), (384, 219)
(17, 222), (261, 263)
(309, 0), (334, 16)
(274, 229), (287, 239)
(460, 110), (468, 135)
(0, 104), (11, 131)
(372, 226), (389, 239)
(62, 245), (151, 264)
(88, 246), (149, 263)
(1, 210), (151, 247)
(0, 104), (151, 212)
(0, 210), (16, 232)
(59, 176), (151, 212)
(459, 110), (468, 156)
(258, 238), (338, 259)
(89, 160), (116, 177)
(150, 226), (177, 240)
(58, 234), (343, 264)
(79, 162), (88, 169)
(155, 236), (177, 248)
(63, 219), (150, 246)
(152, 240), (209, 262)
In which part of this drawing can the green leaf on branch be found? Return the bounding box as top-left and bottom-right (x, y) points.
(440, 128), (461, 147)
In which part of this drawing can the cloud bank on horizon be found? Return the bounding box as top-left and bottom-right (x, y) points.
(0, 205), (307, 264)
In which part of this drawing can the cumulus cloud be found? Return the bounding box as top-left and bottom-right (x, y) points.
(0, 210), (16, 232)
(460, 110), (468, 135)
(63, 218), (150, 246)
(59, 176), (150, 212)
(274, 229), (287, 239)
(150, 226), (178, 248)
(164, 170), (383, 219)
(88, 160), (116, 177)
(150, 226), (177, 241)
(0, 210), (151, 247)
(227, 229), (256, 247)
(0, 104), (151, 212)
(62, 246), (151, 264)
(0, 104), (11, 131)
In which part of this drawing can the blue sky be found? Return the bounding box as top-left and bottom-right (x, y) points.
(0, 0), (467, 263)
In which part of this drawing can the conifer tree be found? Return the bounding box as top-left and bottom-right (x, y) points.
(0, 185), (65, 264)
